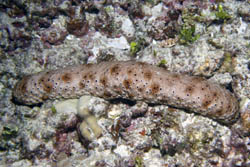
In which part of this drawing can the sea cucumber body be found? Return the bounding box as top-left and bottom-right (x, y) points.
(13, 61), (239, 124)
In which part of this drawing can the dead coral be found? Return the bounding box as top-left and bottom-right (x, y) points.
(40, 26), (68, 46)
(66, 18), (89, 37)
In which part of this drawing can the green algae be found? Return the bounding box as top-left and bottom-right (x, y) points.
(215, 4), (231, 22)
(179, 25), (200, 44)
(135, 156), (144, 167)
(130, 38), (146, 56)
(219, 52), (234, 73)
(130, 41), (139, 56)
(158, 59), (167, 67)
(51, 105), (57, 114)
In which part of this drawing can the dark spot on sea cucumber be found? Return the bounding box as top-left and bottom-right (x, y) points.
(39, 76), (51, 91)
(150, 83), (160, 94)
(123, 79), (132, 89)
(39, 76), (45, 83)
(185, 86), (194, 94)
(82, 74), (88, 80)
(202, 99), (212, 109)
(144, 70), (152, 80)
(172, 74), (180, 79)
(61, 73), (72, 83)
(205, 84), (209, 88)
(213, 92), (218, 98)
(100, 76), (107, 86)
(87, 72), (95, 81)
(138, 87), (144, 92)
(110, 64), (120, 76)
(127, 69), (133, 75)
(79, 82), (85, 89)
(42, 82), (53, 93)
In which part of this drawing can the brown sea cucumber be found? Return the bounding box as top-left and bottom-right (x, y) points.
(13, 61), (239, 124)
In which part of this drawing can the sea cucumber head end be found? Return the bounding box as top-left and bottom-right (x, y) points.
(13, 76), (43, 105)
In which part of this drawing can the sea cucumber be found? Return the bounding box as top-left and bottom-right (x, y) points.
(13, 61), (239, 124)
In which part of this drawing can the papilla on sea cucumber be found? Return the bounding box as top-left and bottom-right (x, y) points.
(13, 61), (239, 125)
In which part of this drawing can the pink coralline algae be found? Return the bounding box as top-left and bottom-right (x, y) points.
(40, 27), (68, 46)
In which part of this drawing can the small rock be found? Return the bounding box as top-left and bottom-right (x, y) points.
(121, 18), (135, 38)
(77, 95), (92, 119)
(55, 99), (78, 115)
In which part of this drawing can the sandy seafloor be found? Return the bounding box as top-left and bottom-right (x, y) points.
(0, 0), (250, 166)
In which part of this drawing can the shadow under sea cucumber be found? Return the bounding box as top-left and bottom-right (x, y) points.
(13, 61), (239, 125)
